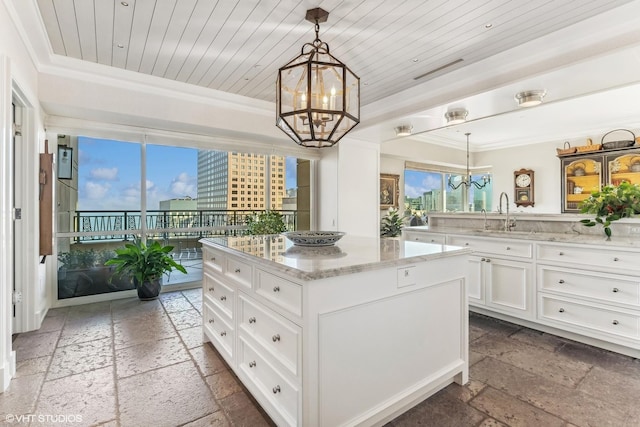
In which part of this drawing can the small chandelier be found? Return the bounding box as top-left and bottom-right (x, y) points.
(448, 133), (491, 190)
(276, 8), (360, 148)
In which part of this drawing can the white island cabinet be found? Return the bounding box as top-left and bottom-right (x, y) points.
(200, 235), (470, 427)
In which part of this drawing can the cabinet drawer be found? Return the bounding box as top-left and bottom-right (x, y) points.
(539, 296), (640, 340)
(203, 301), (234, 362)
(203, 272), (235, 319)
(537, 243), (639, 272)
(448, 235), (532, 259)
(239, 294), (301, 377)
(238, 336), (299, 427)
(538, 266), (640, 307)
(255, 269), (302, 317)
(203, 247), (224, 273)
(226, 257), (252, 289)
(403, 232), (446, 244)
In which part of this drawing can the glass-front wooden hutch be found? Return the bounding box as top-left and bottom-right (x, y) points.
(560, 147), (640, 212)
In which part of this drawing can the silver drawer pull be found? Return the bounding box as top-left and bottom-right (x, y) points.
(208, 287), (214, 292)
(235, 268), (241, 273)
(430, 239), (435, 242)
(506, 246), (511, 250)
(465, 242), (470, 246)
(248, 316), (256, 324)
(612, 320), (619, 325)
(272, 334), (281, 342)
(211, 257), (216, 261)
(558, 280), (565, 284)
(249, 361), (256, 368)
(481, 258), (486, 262)
(220, 295), (227, 301)
(273, 286), (280, 292)
(612, 288), (620, 293)
(273, 385), (281, 394)
(220, 331), (227, 337)
(558, 308), (565, 313)
(559, 252), (564, 256)
(485, 258), (491, 263)
(209, 319), (214, 324)
(613, 257), (619, 262)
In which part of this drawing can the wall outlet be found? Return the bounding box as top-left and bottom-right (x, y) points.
(630, 227), (640, 234)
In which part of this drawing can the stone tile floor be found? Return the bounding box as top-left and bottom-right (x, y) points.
(1, 289), (639, 426)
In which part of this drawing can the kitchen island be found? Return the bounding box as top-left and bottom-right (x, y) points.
(200, 235), (470, 426)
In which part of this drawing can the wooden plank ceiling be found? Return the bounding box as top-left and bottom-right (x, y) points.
(36, 0), (631, 106)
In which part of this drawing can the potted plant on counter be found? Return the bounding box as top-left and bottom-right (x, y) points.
(579, 181), (640, 239)
(380, 207), (404, 238)
(105, 238), (187, 300)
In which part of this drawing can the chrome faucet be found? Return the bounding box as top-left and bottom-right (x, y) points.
(498, 192), (514, 231)
(481, 208), (488, 230)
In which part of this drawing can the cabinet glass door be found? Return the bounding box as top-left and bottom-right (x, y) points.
(564, 158), (602, 212)
(607, 153), (640, 186)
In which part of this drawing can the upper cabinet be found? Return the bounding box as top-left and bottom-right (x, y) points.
(560, 147), (640, 212)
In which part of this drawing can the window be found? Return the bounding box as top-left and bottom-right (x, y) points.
(404, 168), (492, 214)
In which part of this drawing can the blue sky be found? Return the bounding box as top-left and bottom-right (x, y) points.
(404, 170), (442, 198)
(78, 137), (298, 210)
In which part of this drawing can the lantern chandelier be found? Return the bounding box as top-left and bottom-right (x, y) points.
(448, 133), (491, 190)
(276, 8), (360, 148)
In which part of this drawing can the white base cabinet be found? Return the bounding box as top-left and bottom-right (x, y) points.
(404, 228), (640, 357)
(201, 240), (469, 426)
(448, 235), (534, 320)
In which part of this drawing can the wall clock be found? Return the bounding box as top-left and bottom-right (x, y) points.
(514, 168), (535, 207)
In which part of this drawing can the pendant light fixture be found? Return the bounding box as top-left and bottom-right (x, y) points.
(448, 133), (491, 190)
(276, 8), (360, 148)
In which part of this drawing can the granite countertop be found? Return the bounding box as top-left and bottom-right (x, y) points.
(200, 235), (470, 281)
(405, 226), (640, 248)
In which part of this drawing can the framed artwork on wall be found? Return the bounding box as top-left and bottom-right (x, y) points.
(380, 173), (399, 209)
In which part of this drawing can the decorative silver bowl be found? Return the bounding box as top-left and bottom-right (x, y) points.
(283, 231), (346, 246)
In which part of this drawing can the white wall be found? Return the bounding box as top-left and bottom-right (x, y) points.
(317, 139), (380, 237)
(337, 139), (380, 237)
(0, 0), (44, 391)
(475, 140), (562, 213)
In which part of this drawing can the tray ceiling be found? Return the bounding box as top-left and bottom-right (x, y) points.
(35, 0), (632, 106)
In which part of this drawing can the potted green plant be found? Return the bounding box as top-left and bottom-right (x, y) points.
(246, 210), (287, 235)
(579, 181), (640, 239)
(105, 238), (187, 300)
(380, 207), (404, 237)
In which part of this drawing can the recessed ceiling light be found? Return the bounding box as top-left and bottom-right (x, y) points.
(515, 90), (546, 107)
(484, 23), (493, 29)
(444, 108), (468, 125)
(394, 125), (413, 137)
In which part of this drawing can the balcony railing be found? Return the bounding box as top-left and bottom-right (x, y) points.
(73, 209), (297, 242)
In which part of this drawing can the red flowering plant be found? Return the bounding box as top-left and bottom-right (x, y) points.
(579, 181), (640, 238)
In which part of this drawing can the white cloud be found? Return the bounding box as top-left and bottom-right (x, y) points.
(90, 167), (118, 181)
(170, 172), (196, 198)
(84, 181), (111, 200)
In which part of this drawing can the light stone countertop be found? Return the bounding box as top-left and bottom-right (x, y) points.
(405, 225), (640, 248)
(200, 235), (470, 281)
